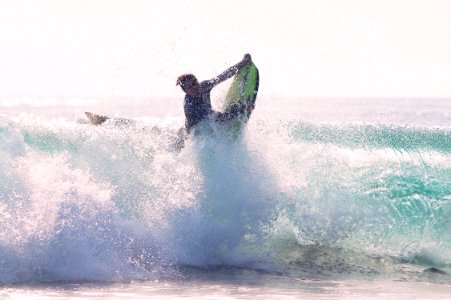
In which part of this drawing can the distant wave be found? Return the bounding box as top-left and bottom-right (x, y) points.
(288, 121), (451, 152)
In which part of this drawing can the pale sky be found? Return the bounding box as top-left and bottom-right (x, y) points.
(0, 0), (450, 98)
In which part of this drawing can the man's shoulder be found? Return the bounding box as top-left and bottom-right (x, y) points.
(200, 80), (214, 90)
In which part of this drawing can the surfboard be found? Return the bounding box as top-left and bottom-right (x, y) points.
(85, 112), (109, 125)
(222, 61), (259, 135)
(85, 112), (136, 126)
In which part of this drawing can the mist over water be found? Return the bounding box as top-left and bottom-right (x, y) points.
(0, 97), (450, 284)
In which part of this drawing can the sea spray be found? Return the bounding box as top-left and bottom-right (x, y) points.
(0, 112), (450, 283)
(163, 125), (276, 267)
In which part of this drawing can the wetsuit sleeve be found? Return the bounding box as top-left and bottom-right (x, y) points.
(204, 61), (242, 89)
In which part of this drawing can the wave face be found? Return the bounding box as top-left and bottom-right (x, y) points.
(0, 99), (450, 283)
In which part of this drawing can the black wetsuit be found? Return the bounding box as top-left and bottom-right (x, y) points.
(183, 63), (245, 133)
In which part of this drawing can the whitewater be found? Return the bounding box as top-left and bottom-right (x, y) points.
(0, 97), (450, 299)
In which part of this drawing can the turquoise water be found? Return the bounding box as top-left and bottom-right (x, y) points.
(0, 97), (450, 298)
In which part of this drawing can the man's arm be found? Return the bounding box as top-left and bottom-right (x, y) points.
(214, 102), (254, 123)
(205, 54), (251, 88)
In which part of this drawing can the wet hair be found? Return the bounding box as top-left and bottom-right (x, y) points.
(176, 74), (197, 87)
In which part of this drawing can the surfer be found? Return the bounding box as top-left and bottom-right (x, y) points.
(176, 54), (254, 134)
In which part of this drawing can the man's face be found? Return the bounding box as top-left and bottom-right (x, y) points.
(182, 78), (200, 96)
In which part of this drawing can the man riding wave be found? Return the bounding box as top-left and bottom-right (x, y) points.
(176, 54), (253, 134)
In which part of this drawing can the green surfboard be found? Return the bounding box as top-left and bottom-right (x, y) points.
(222, 61), (259, 137)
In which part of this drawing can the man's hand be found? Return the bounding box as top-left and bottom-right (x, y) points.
(238, 53), (252, 68)
(246, 102), (255, 113)
(243, 53), (251, 63)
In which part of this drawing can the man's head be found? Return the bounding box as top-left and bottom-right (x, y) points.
(176, 74), (200, 96)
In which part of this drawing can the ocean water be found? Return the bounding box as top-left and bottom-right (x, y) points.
(0, 97), (450, 299)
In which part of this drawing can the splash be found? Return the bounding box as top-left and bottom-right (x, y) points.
(0, 113), (450, 283)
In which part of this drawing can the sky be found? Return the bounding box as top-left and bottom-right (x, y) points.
(0, 0), (451, 99)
